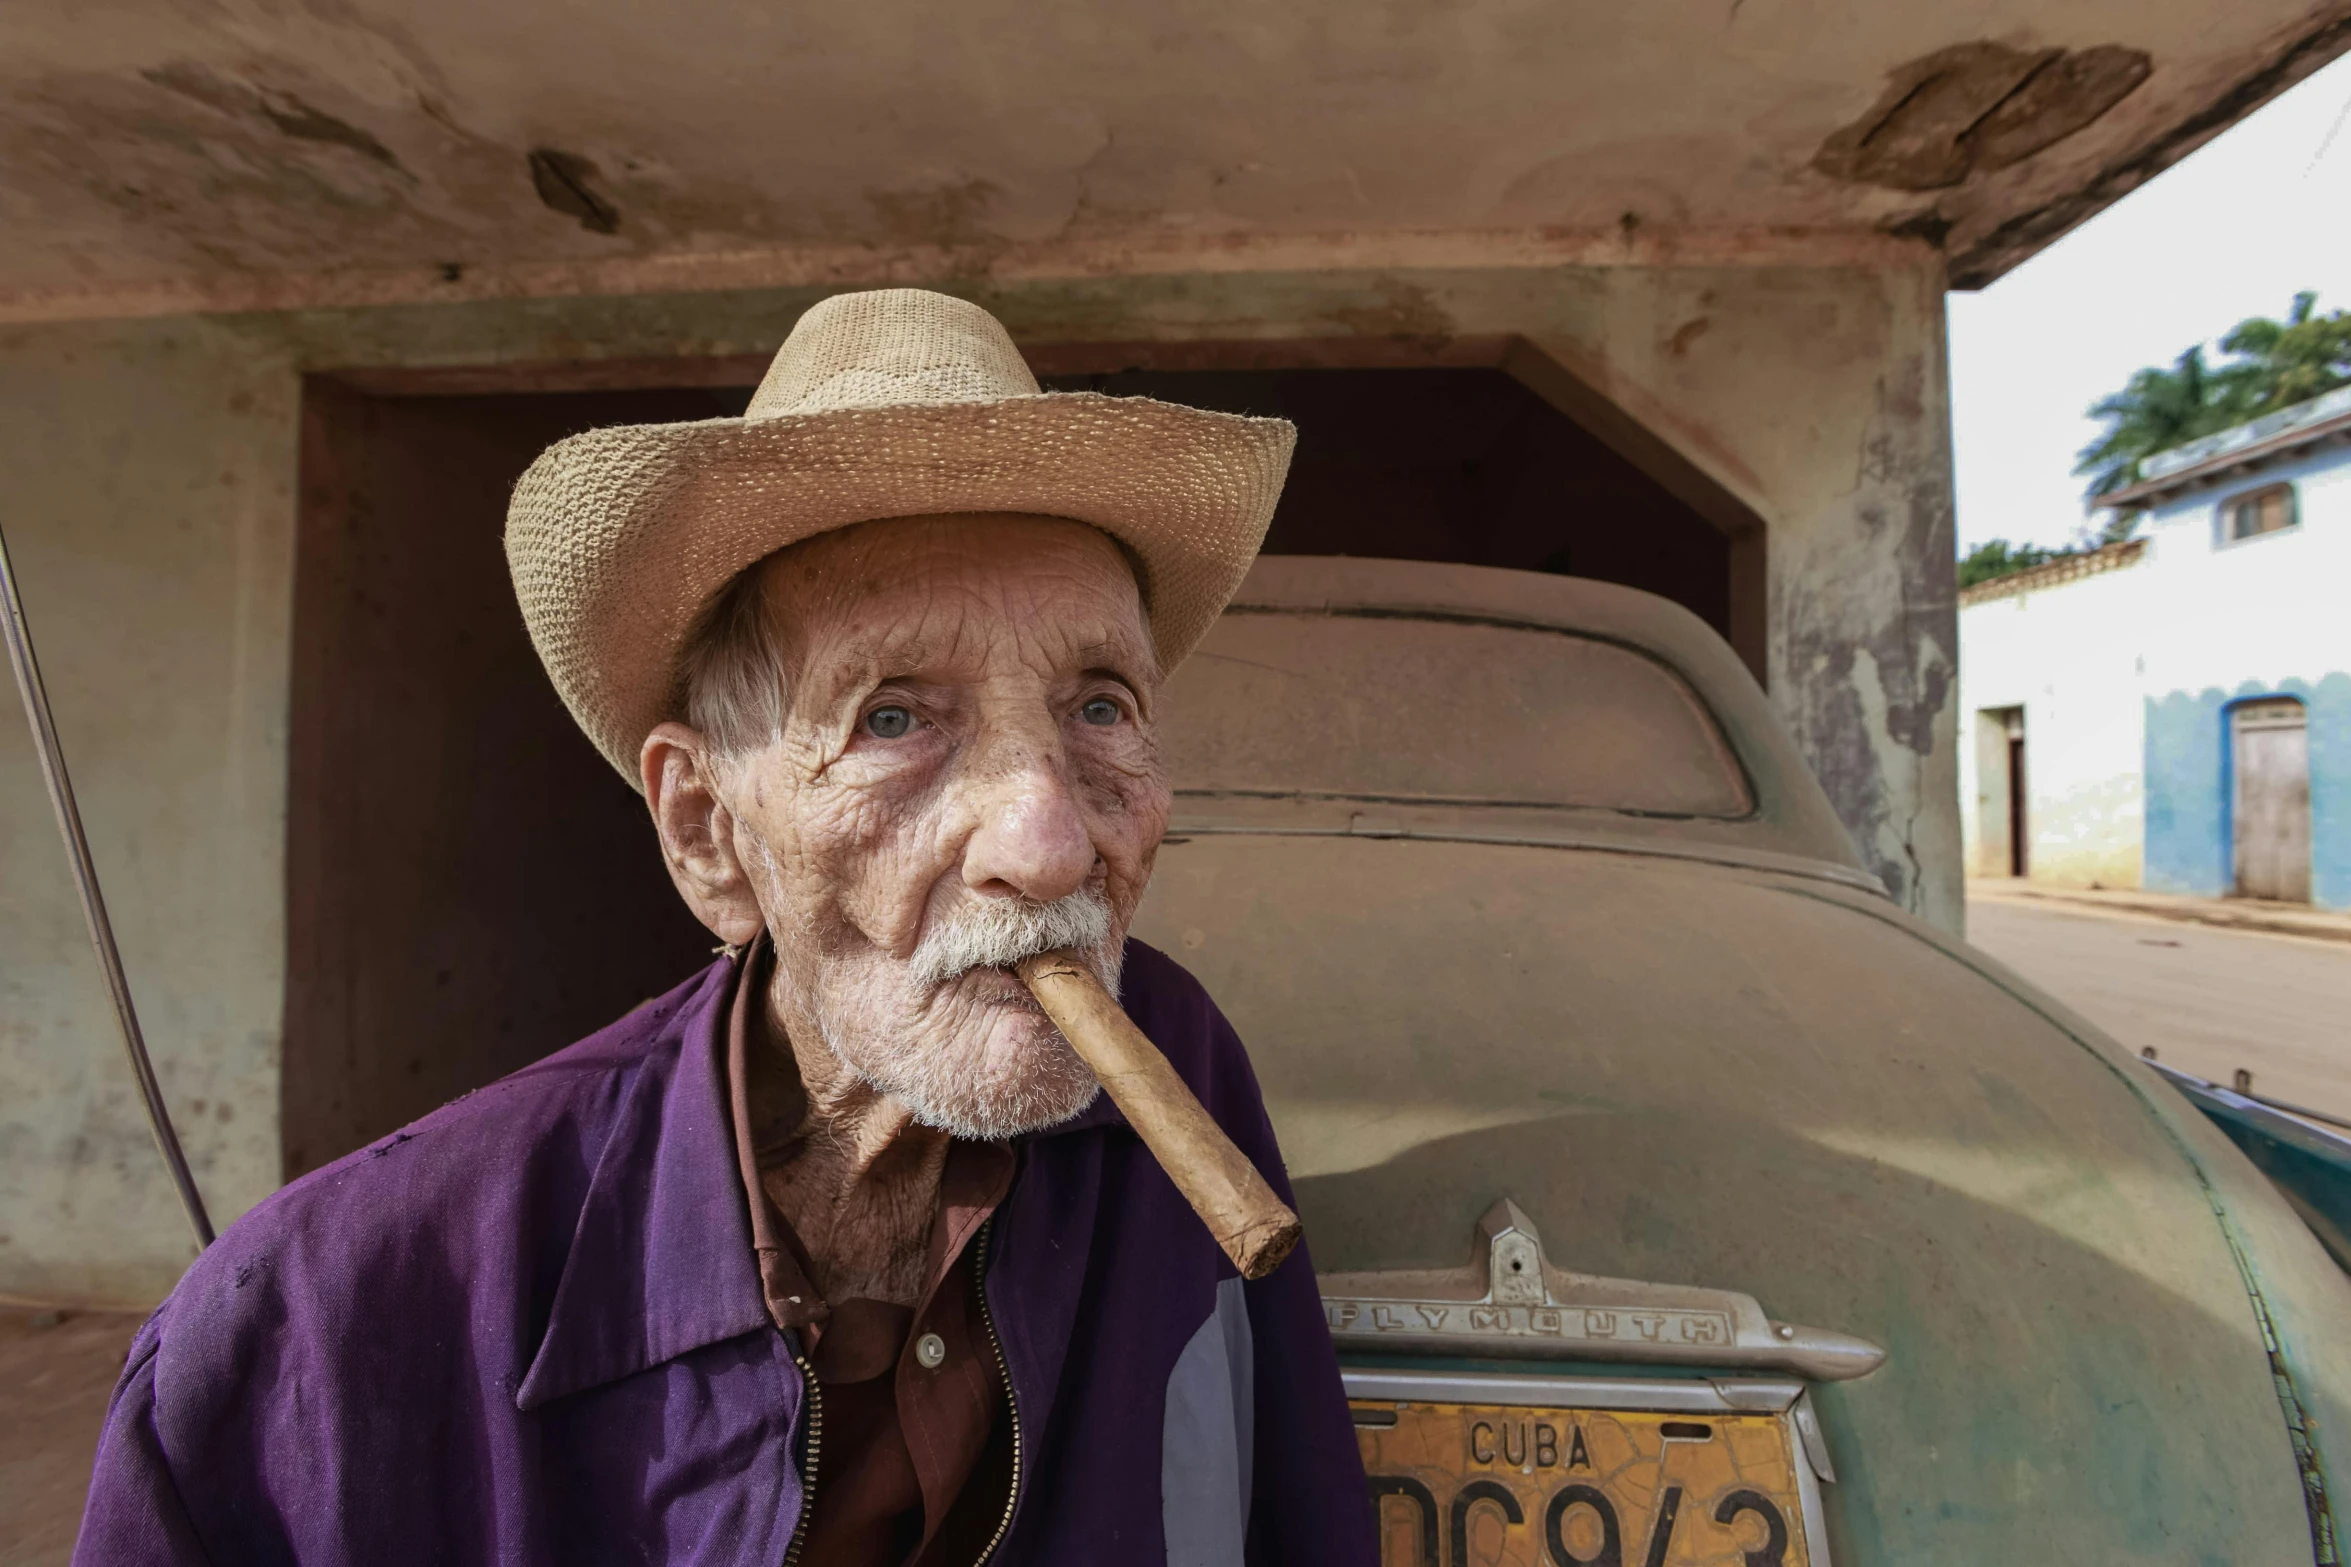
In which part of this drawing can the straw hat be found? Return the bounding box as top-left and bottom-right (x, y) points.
(505, 288), (1297, 783)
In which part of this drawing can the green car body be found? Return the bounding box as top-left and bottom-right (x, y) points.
(1130, 557), (2351, 1565)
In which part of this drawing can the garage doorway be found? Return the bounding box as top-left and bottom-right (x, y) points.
(286, 352), (1758, 1174)
(2232, 697), (2312, 903)
(285, 381), (732, 1179)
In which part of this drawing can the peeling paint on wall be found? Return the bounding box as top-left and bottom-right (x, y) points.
(1775, 345), (1959, 926)
(1946, 5), (2351, 287)
(1814, 42), (2150, 193)
(527, 148), (618, 234)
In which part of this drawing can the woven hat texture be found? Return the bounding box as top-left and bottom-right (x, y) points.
(505, 289), (1296, 784)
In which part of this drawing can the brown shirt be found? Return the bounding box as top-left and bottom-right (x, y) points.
(725, 945), (1016, 1566)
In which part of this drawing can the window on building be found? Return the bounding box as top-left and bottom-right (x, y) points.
(2218, 483), (2298, 545)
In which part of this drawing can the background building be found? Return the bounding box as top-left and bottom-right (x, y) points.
(1960, 385), (2351, 908)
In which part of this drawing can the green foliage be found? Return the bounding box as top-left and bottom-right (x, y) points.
(2220, 290), (2351, 411)
(1958, 538), (2057, 590)
(2072, 346), (2258, 501)
(2073, 291), (2351, 502)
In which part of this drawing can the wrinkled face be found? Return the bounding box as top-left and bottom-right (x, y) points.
(672, 513), (1171, 1137)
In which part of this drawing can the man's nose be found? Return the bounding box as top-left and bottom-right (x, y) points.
(960, 744), (1098, 904)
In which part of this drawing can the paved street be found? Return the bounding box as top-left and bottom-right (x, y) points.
(1967, 896), (2351, 1123)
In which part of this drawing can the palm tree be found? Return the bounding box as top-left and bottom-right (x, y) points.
(2219, 291), (2351, 413)
(2073, 345), (2258, 501)
(2074, 293), (2351, 504)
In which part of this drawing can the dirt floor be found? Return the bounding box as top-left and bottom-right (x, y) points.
(1968, 893), (2351, 1122)
(0, 1304), (142, 1566)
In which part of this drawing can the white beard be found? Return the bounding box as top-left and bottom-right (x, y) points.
(765, 872), (1122, 1140)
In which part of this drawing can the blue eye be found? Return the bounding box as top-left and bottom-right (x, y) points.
(864, 706), (915, 739)
(1080, 697), (1122, 727)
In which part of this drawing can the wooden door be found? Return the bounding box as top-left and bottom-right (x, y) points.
(2232, 699), (2312, 903)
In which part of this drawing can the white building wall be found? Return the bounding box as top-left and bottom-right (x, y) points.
(1957, 556), (2150, 888)
(2136, 445), (2351, 698)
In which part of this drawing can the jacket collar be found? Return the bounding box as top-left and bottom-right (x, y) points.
(516, 957), (775, 1411)
(1049, 1082), (1129, 1136)
(511, 944), (1134, 1411)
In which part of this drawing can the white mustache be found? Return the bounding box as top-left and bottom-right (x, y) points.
(906, 890), (1119, 994)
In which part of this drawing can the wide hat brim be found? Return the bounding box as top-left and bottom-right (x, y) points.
(505, 390), (1296, 784)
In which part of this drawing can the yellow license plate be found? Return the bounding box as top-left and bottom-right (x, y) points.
(1353, 1395), (1814, 1566)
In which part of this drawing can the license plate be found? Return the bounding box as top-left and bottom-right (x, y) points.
(1346, 1371), (1826, 1567)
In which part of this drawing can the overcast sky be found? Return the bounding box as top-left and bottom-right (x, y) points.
(1948, 51), (2351, 553)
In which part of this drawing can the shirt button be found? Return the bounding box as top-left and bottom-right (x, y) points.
(914, 1333), (947, 1370)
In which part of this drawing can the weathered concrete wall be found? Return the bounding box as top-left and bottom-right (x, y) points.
(0, 259), (1960, 1300)
(1497, 266), (1960, 928)
(4, 0), (2346, 317)
(0, 316), (296, 1305)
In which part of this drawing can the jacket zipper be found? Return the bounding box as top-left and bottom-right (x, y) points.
(779, 1340), (823, 1567)
(972, 1215), (1023, 1565)
(781, 1221), (1019, 1566)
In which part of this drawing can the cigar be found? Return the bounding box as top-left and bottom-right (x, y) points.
(1017, 951), (1302, 1280)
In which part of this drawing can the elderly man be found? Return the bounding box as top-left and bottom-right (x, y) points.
(75, 291), (1374, 1564)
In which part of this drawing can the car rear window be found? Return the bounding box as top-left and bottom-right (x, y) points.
(1158, 609), (1751, 818)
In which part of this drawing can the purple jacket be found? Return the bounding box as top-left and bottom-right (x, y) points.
(75, 942), (1374, 1565)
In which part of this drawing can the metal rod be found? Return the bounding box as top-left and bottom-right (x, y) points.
(0, 520), (214, 1249)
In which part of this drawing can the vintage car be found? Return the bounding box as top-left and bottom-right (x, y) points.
(1129, 557), (2351, 1566)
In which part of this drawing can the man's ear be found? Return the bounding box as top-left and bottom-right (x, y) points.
(642, 723), (766, 947)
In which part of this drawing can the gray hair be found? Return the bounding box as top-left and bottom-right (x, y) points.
(677, 561), (789, 760)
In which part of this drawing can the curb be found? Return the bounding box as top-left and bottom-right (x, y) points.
(1968, 883), (2351, 946)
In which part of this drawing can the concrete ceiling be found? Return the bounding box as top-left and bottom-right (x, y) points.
(3, 0), (2348, 321)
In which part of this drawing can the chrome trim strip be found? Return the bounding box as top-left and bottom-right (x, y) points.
(1792, 1388), (1836, 1483)
(1342, 1369), (1802, 1414)
(1318, 1200), (1888, 1383)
